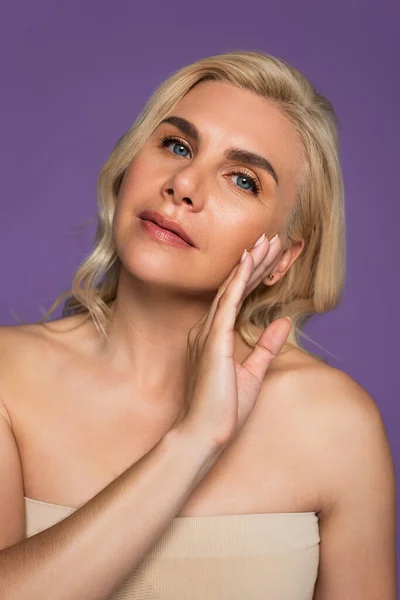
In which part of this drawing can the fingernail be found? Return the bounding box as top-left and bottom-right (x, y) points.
(240, 249), (248, 262)
(253, 233), (265, 248)
(283, 316), (292, 325)
(270, 233), (279, 245)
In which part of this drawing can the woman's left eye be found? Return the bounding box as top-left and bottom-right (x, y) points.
(158, 135), (261, 196)
(229, 171), (261, 196)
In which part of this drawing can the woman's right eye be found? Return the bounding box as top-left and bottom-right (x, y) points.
(158, 135), (191, 158)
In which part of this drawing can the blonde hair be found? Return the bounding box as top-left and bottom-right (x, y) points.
(34, 50), (345, 360)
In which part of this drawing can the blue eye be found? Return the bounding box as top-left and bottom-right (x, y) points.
(158, 134), (261, 196)
(160, 135), (190, 158)
(235, 175), (251, 190)
(230, 172), (260, 195)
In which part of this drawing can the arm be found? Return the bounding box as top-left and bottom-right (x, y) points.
(312, 372), (397, 599)
(0, 236), (287, 600)
(0, 413), (222, 600)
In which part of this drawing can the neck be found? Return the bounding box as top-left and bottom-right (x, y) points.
(96, 266), (217, 404)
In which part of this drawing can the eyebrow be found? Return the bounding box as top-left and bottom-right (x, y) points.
(158, 115), (279, 186)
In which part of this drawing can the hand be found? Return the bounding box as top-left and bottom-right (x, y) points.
(176, 234), (292, 450)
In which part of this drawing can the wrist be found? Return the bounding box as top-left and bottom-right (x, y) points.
(166, 421), (224, 460)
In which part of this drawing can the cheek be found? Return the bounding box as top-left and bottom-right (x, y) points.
(111, 203), (130, 258)
(118, 154), (155, 201)
(213, 211), (262, 255)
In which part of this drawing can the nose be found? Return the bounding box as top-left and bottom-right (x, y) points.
(161, 162), (207, 212)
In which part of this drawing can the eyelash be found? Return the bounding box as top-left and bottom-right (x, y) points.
(157, 134), (261, 197)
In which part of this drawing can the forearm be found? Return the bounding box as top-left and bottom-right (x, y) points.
(0, 426), (221, 600)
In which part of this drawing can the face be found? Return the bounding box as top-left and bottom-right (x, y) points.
(113, 80), (304, 296)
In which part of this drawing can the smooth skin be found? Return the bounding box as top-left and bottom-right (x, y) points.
(0, 80), (396, 598)
(0, 236), (290, 599)
(180, 234), (291, 447)
(107, 80), (305, 405)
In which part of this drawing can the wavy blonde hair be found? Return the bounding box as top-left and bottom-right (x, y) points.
(35, 50), (345, 360)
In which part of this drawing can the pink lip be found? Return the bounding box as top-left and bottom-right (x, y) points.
(140, 218), (193, 249)
(138, 210), (195, 247)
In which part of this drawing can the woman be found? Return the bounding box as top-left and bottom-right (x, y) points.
(0, 50), (396, 599)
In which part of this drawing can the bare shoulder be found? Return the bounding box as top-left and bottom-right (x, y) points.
(269, 345), (387, 431)
(0, 324), (42, 412)
(0, 322), (54, 373)
(312, 390), (396, 597)
(286, 354), (392, 483)
(262, 346), (394, 508)
(0, 322), (48, 352)
(273, 348), (392, 470)
(273, 349), (396, 597)
(0, 317), (87, 417)
(285, 364), (395, 596)
(0, 314), (92, 368)
(307, 365), (395, 515)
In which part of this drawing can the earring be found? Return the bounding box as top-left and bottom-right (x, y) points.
(267, 274), (274, 281)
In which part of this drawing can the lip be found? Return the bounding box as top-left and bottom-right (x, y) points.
(139, 210), (196, 247)
(140, 219), (193, 249)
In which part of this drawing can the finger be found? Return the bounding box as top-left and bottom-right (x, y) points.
(194, 235), (279, 345)
(208, 251), (256, 343)
(204, 237), (273, 332)
(193, 262), (242, 344)
(216, 234), (275, 302)
(245, 236), (281, 292)
(188, 259), (242, 342)
(219, 236), (280, 319)
(245, 251), (282, 297)
(240, 318), (292, 384)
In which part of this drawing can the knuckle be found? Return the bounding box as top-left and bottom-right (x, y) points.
(195, 330), (206, 349)
(204, 330), (218, 351)
(218, 293), (229, 308)
(215, 288), (226, 304)
(256, 339), (277, 357)
(188, 326), (200, 344)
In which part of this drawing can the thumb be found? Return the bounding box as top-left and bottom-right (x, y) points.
(240, 317), (292, 384)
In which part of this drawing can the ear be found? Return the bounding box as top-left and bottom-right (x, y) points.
(262, 239), (305, 286)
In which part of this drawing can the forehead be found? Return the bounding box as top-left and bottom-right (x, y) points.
(170, 80), (303, 202)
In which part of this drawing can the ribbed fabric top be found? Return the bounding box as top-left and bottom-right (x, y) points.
(25, 496), (320, 599)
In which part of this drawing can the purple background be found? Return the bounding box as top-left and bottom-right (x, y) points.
(1, 0), (398, 569)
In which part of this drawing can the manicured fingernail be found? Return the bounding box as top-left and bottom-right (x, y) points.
(240, 249), (248, 262)
(270, 233), (279, 244)
(253, 233), (265, 247)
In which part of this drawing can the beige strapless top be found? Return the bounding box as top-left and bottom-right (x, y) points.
(25, 496), (320, 599)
